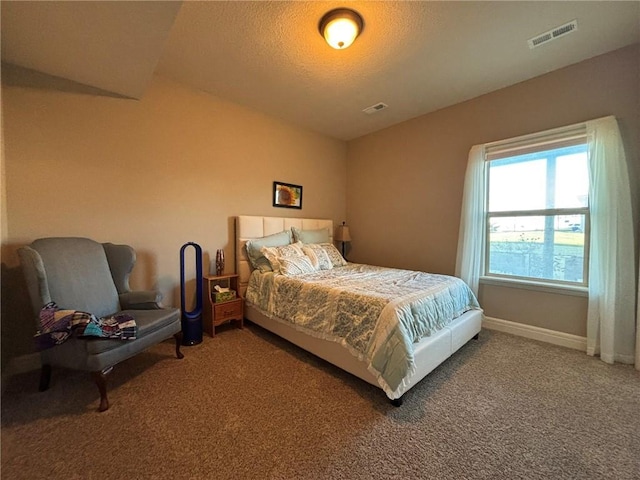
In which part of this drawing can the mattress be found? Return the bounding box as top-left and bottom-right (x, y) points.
(245, 263), (481, 398)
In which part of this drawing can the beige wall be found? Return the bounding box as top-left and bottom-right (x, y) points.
(1, 66), (346, 361)
(347, 44), (640, 337)
(2, 44), (638, 364)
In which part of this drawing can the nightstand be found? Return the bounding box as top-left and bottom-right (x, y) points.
(202, 274), (244, 337)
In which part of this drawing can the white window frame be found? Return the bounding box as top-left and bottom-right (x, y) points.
(481, 129), (590, 290)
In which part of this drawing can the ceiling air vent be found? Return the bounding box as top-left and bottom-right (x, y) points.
(528, 19), (578, 49)
(363, 102), (388, 115)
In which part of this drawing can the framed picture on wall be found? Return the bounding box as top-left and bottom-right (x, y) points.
(273, 181), (302, 209)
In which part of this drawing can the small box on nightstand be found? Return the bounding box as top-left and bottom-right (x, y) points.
(213, 290), (236, 303)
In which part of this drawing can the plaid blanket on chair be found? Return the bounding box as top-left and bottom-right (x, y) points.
(35, 302), (137, 350)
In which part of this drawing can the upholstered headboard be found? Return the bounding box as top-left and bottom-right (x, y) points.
(235, 216), (334, 295)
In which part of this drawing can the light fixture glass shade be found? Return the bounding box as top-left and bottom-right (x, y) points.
(319, 9), (363, 50)
(324, 17), (358, 49)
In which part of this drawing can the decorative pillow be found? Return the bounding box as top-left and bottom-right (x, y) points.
(302, 244), (333, 271)
(319, 243), (348, 267)
(245, 230), (293, 272)
(261, 242), (305, 274)
(291, 226), (331, 244)
(278, 255), (316, 276)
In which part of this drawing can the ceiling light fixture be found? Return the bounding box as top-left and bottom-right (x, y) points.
(318, 8), (364, 50)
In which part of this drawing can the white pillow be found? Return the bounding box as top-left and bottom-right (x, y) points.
(319, 243), (348, 267)
(261, 242), (305, 274)
(279, 255), (317, 275)
(302, 244), (333, 271)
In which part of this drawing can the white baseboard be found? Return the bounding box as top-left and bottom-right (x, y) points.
(482, 316), (587, 351)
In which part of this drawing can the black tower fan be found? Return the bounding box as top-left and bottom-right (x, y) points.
(180, 242), (203, 345)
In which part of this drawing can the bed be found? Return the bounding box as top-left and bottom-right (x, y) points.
(235, 215), (483, 405)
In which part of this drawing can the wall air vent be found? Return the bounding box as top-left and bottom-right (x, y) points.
(363, 102), (388, 114)
(528, 19), (578, 49)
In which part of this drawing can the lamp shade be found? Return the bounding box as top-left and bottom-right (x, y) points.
(319, 8), (363, 50)
(335, 223), (352, 242)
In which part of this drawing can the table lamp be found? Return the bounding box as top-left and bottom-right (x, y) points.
(335, 221), (352, 258)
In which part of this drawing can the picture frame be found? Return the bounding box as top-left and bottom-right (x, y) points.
(273, 181), (303, 209)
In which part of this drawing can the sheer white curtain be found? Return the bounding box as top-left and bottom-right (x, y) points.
(455, 145), (485, 296)
(586, 116), (636, 365)
(456, 116), (637, 366)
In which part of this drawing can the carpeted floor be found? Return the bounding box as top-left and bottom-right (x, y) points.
(2, 325), (639, 480)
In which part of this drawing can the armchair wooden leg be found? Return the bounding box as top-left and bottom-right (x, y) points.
(91, 367), (113, 412)
(39, 364), (52, 392)
(174, 333), (184, 359)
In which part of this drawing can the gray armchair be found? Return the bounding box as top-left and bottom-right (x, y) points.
(18, 237), (183, 412)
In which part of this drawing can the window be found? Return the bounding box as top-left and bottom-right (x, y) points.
(457, 116), (635, 363)
(484, 132), (589, 286)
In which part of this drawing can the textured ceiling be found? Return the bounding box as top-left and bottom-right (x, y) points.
(2, 1), (639, 140)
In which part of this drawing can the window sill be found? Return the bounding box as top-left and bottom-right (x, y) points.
(479, 276), (588, 297)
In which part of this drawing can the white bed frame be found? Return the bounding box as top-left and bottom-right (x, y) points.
(236, 215), (482, 404)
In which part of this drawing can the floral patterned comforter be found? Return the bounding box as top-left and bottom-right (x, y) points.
(245, 263), (481, 397)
